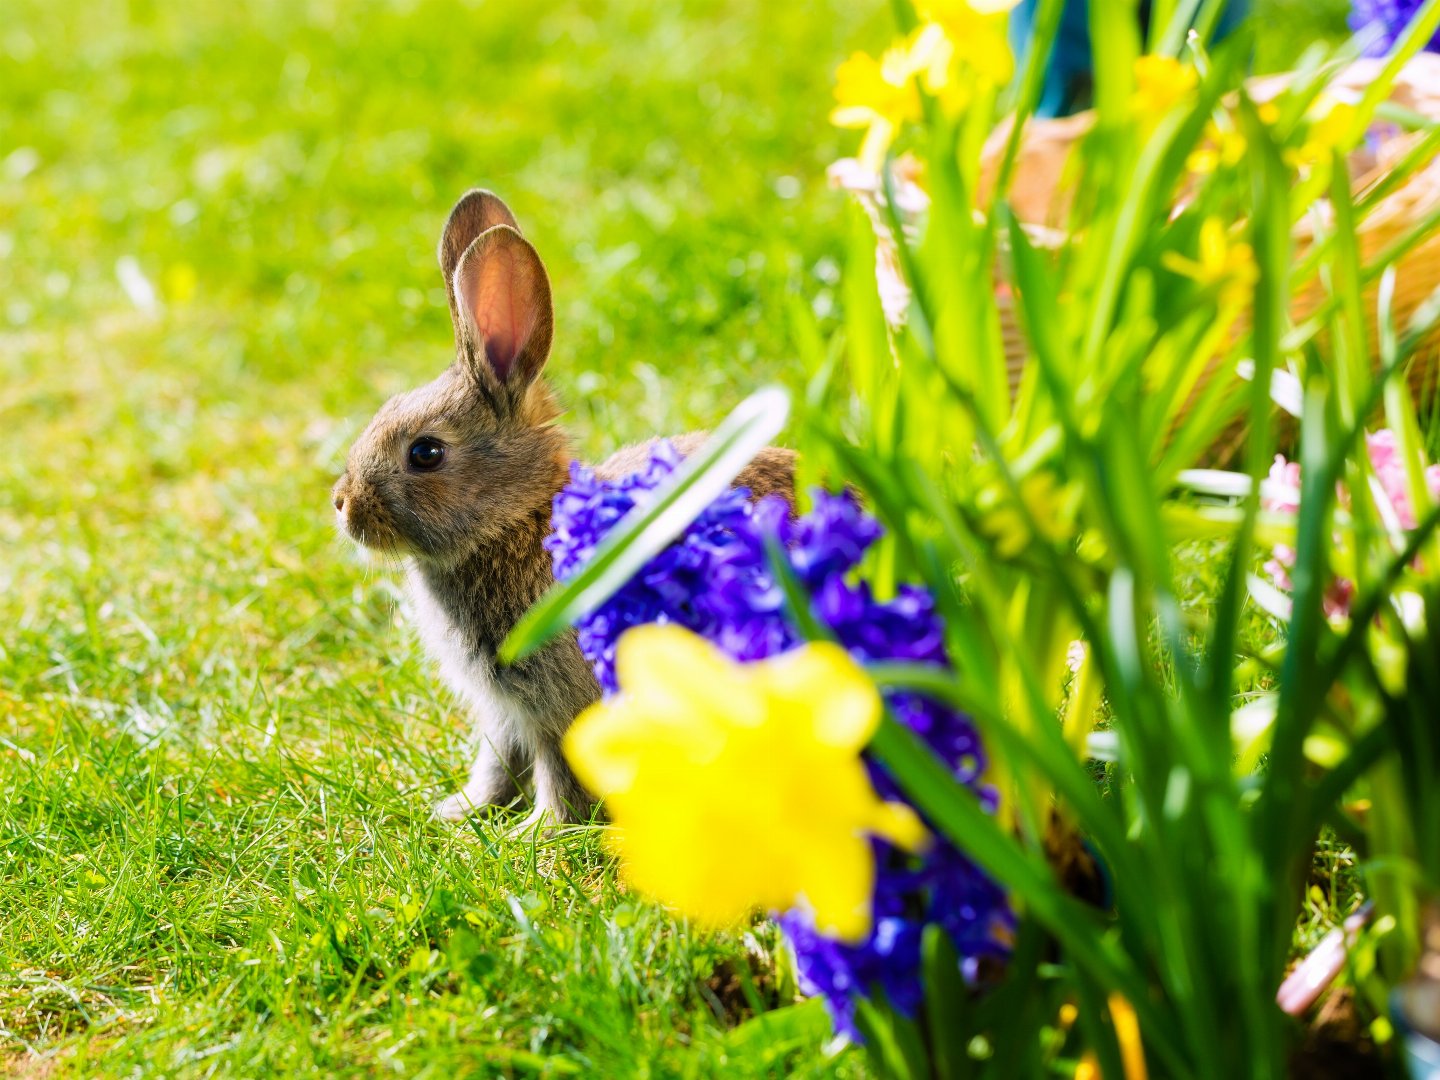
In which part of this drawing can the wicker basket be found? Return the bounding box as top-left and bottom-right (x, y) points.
(983, 54), (1440, 463)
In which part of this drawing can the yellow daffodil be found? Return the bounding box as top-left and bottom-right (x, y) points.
(832, 46), (922, 129)
(832, 41), (925, 170)
(1110, 993), (1147, 1079)
(975, 470), (1077, 558)
(563, 624), (927, 942)
(919, 0), (1021, 87)
(1186, 120), (1246, 174)
(1131, 55), (1198, 128)
(832, 4), (1019, 169)
(1160, 216), (1257, 308)
(1187, 102), (1281, 174)
(1287, 97), (1359, 172)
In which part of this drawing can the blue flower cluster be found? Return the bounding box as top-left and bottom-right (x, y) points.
(545, 441), (1011, 1039)
(1350, 0), (1440, 54)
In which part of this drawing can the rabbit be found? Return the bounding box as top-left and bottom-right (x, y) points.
(332, 190), (795, 828)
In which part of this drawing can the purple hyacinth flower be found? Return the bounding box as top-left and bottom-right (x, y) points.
(1350, 0), (1440, 55)
(546, 441), (1010, 1039)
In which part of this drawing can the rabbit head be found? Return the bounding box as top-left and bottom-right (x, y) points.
(333, 191), (570, 565)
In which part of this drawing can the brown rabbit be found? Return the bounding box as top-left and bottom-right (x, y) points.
(333, 190), (794, 827)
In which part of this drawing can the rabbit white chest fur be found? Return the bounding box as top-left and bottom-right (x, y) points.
(405, 564), (524, 729)
(404, 562), (563, 824)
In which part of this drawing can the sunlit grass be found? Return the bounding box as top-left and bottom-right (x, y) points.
(0, 0), (871, 1073)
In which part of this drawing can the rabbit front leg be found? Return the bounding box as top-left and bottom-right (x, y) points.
(434, 718), (529, 822)
(512, 744), (595, 831)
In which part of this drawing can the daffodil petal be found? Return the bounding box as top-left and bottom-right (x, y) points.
(830, 105), (879, 128)
(797, 832), (876, 942)
(871, 799), (930, 853)
(563, 699), (643, 794)
(756, 642), (879, 750)
(564, 626), (921, 944)
(858, 123), (894, 173)
(615, 623), (761, 730)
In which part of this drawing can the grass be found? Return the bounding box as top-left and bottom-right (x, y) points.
(0, 0), (871, 1074)
(0, 0), (1360, 1076)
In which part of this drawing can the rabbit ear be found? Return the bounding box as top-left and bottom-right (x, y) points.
(438, 190), (520, 279)
(452, 224), (553, 394)
(438, 190), (521, 335)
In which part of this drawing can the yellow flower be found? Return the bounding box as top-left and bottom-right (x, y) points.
(918, 0), (1020, 87)
(1287, 97), (1359, 172)
(975, 470), (1076, 558)
(832, 42), (924, 170)
(832, 47), (922, 130)
(1131, 55), (1198, 127)
(831, 5), (1019, 168)
(1160, 216), (1257, 307)
(1186, 120), (1246, 174)
(1110, 993), (1147, 1080)
(563, 624), (927, 942)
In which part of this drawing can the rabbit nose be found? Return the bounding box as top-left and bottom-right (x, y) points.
(332, 476), (349, 512)
(334, 492), (345, 511)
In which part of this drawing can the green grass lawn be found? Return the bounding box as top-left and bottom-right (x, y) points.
(1, 1), (872, 1074)
(1, 0), (1355, 1076)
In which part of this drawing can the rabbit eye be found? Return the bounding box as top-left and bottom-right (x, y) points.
(408, 438), (446, 471)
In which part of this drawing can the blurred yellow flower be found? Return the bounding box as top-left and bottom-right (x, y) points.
(1186, 120), (1246, 174)
(1161, 216), (1257, 307)
(832, 46), (921, 130)
(564, 624), (927, 942)
(1110, 993), (1147, 1079)
(832, 4), (1020, 169)
(1132, 55), (1198, 127)
(1186, 101), (1282, 174)
(919, 0), (1020, 86)
(1288, 97), (1359, 172)
(975, 470), (1077, 558)
(832, 41), (925, 170)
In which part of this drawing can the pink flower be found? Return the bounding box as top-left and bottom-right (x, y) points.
(1261, 429), (1440, 621)
(1367, 429), (1414, 528)
(1264, 545), (1296, 593)
(1323, 578), (1355, 622)
(1364, 429), (1440, 529)
(1262, 455), (1302, 515)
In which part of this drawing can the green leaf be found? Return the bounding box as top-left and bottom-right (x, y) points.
(1259, 377), (1336, 969)
(727, 997), (834, 1064)
(854, 994), (929, 1080)
(498, 386), (791, 663)
(866, 716), (1191, 1078)
(921, 925), (970, 1080)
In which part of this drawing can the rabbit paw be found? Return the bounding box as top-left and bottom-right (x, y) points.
(434, 782), (505, 822)
(433, 790), (479, 822)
